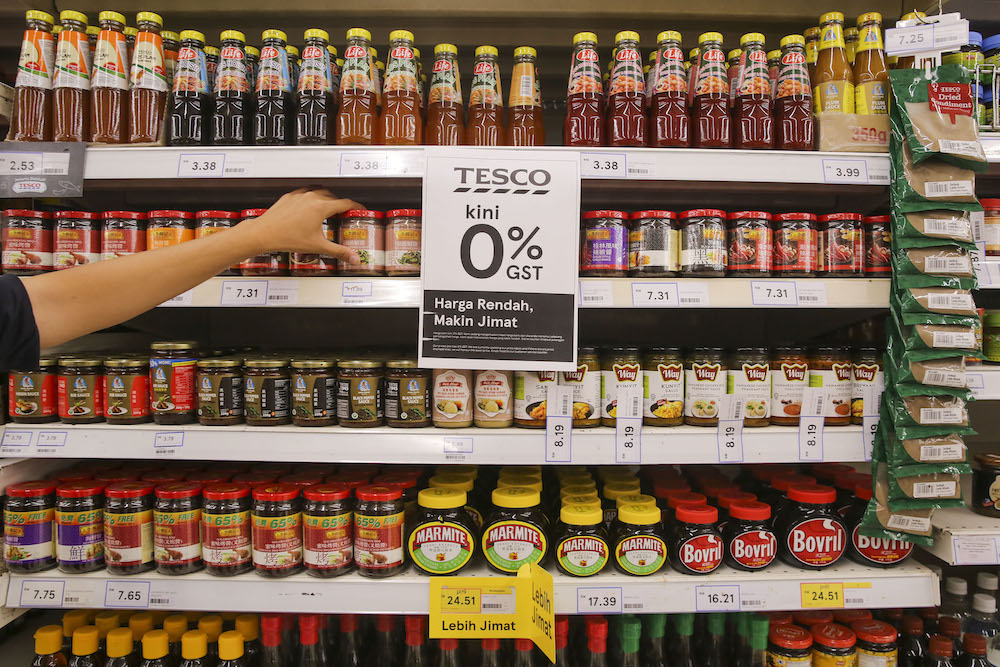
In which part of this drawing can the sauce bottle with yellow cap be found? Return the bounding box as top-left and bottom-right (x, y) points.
(217, 631), (247, 667)
(380, 30), (421, 145)
(169, 30), (209, 145)
(607, 31), (646, 147)
(139, 630), (171, 667)
(481, 486), (549, 574)
(506, 46), (544, 146)
(162, 615), (188, 664)
(467, 45), (504, 145)
(129, 612), (155, 645)
(254, 29), (294, 145)
(104, 628), (136, 667)
(296, 29), (334, 144)
(235, 616), (261, 666)
(813, 12), (855, 114)
(34, 625), (68, 667)
(198, 616), (224, 665)
(61, 610), (91, 656)
(93, 611), (119, 660)
(179, 629), (208, 667)
(853, 12), (889, 115)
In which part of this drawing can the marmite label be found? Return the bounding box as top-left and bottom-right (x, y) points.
(676, 534), (724, 574)
(615, 534), (666, 576)
(408, 520), (475, 574)
(483, 520), (546, 573)
(557, 535), (609, 577)
(729, 529), (777, 569)
(851, 525), (912, 565)
(786, 518), (846, 567)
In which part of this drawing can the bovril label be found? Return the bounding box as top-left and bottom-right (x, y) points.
(677, 534), (724, 574)
(729, 530), (777, 569)
(851, 525), (912, 565)
(787, 518), (846, 567)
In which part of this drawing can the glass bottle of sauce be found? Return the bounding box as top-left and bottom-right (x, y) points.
(128, 12), (168, 143)
(245, 46), (259, 88)
(372, 48), (383, 116)
(845, 27), (859, 64)
(380, 30), (422, 145)
(649, 31), (689, 147)
(809, 346), (853, 426)
(53, 10), (91, 143)
(86, 25), (99, 60)
(467, 45), (504, 145)
(733, 33), (773, 149)
(692, 32), (731, 148)
(205, 46), (220, 90)
(124, 26), (138, 63)
(506, 46), (544, 146)
(336, 28), (377, 145)
(90, 11), (129, 143)
(254, 29), (293, 145)
(212, 30), (251, 145)
(13, 10), (56, 142)
(607, 31), (646, 147)
(853, 13), (889, 115)
(727, 49), (743, 108)
(774, 35), (814, 151)
(805, 27), (820, 82)
(296, 29), (334, 145)
(425, 43), (464, 145)
(162, 30), (180, 84)
(564, 31), (604, 147)
(767, 49), (781, 95)
(813, 12), (855, 114)
(169, 30), (209, 145)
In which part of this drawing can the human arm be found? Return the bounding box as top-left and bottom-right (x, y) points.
(21, 188), (362, 348)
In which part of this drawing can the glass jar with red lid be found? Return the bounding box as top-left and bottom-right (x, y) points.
(154, 482), (204, 576)
(863, 215), (891, 277)
(195, 210), (241, 275)
(141, 471), (187, 485)
(291, 216), (339, 277)
(186, 471), (232, 485)
(354, 484), (405, 578)
(4, 480), (57, 573)
(581, 210), (629, 277)
(279, 473), (325, 488)
(202, 482), (252, 577)
(727, 211), (772, 276)
(240, 208), (288, 276)
(773, 212), (817, 276)
(252, 484), (303, 578)
(811, 623), (857, 664)
(628, 210), (679, 277)
(55, 481), (106, 574)
(670, 504), (724, 575)
(339, 209), (386, 276)
(775, 484), (847, 570)
(2, 209), (53, 274)
(104, 481), (156, 575)
(768, 625), (813, 664)
(818, 213), (863, 276)
(849, 620), (898, 661)
(101, 211), (146, 262)
(54, 210), (101, 270)
(147, 210), (195, 251)
(326, 471), (371, 490)
(680, 209), (727, 276)
(232, 471), (277, 487)
(302, 483), (354, 578)
(385, 209), (422, 276)
(723, 500), (776, 571)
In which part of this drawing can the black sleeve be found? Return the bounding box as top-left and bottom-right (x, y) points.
(0, 274), (41, 373)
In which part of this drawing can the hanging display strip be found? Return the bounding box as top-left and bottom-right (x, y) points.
(0, 141), (85, 196)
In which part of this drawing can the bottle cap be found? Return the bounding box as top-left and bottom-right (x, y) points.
(218, 631), (245, 661)
(615, 31), (640, 43)
(72, 626), (100, 656)
(181, 630), (208, 660)
(574, 32), (598, 44)
(476, 45), (499, 57)
(741, 33), (765, 45)
(699, 32), (724, 44)
(930, 635), (953, 657)
(163, 615), (188, 642)
(617, 504), (661, 526)
(491, 486), (541, 508)
(673, 613), (695, 636)
(220, 29), (245, 43)
(35, 625), (64, 656)
(198, 615), (223, 642)
(347, 27), (371, 41)
(106, 628), (134, 659)
(98, 11), (126, 24)
(903, 615), (923, 635)
(811, 623), (857, 649)
(417, 487), (467, 509)
(946, 576), (968, 595)
(129, 612), (154, 639)
(979, 572), (999, 592)
(180, 30), (205, 43)
(305, 28), (329, 41)
(965, 633), (987, 656)
(236, 615), (259, 642)
(285, 45), (298, 57)
(136, 11), (162, 25)
(389, 29), (415, 42)
(787, 484), (837, 505)
(707, 613), (725, 635)
(124, 27), (138, 38)
(857, 12), (882, 25)
(621, 616), (641, 653)
(514, 46), (537, 58)
(643, 614), (667, 638)
(657, 30), (682, 43)
(262, 29), (287, 42)
(142, 630), (170, 660)
(94, 611), (120, 636)
(615, 493), (657, 508)
(435, 43), (458, 54)
(559, 504), (603, 526)
(59, 10), (89, 24)
(26, 9), (55, 23)
(63, 610), (91, 639)
(974, 592), (997, 613)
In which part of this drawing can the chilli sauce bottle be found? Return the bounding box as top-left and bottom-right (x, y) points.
(467, 45), (504, 145)
(774, 35), (814, 150)
(564, 31), (604, 147)
(254, 29), (294, 145)
(129, 12), (169, 143)
(853, 12), (889, 115)
(212, 30), (251, 145)
(692, 32), (731, 148)
(337, 28), (378, 145)
(426, 43), (464, 145)
(90, 11), (128, 143)
(296, 29), (334, 145)
(13, 10), (56, 142)
(380, 30), (422, 145)
(53, 10), (91, 142)
(607, 31), (646, 146)
(649, 30), (690, 147)
(169, 30), (209, 145)
(813, 12), (855, 114)
(733, 32), (773, 149)
(506, 46), (544, 146)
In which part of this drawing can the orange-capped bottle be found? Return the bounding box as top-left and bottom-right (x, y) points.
(564, 31), (604, 147)
(648, 30), (689, 147)
(466, 45), (504, 146)
(89, 10), (128, 143)
(128, 11), (169, 143)
(607, 31), (646, 146)
(53, 10), (91, 142)
(425, 43), (464, 145)
(13, 10), (56, 141)
(506, 46), (543, 146)
(380, 30), (422, 145)
(336, 28), (377, 145)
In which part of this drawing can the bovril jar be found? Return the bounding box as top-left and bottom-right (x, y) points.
(776, 484), (847, 570)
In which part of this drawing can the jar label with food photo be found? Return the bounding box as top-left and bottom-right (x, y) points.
(3, 226), (52, 272)
(676, 534), (724, 574)
(106, 373), (149, 420)
(483, 520), (547, 573)
(198, 374), (243, 419)
(729, 529), (777, 570)
(340, 225), (385, 272)
(252, 512), (303, 571)
(245, 376), (290, 420)
(851, 525), (912, 565)
(148, 226), (195, 250)
(819, 224), (862, 273)
(680, 224), (726, 272)
(304, 512), (353, 572)
(408, 520), (475, 574)
(582, 227), (627, 272)
(339, 376), (383, 423)
(386, 225), (421, 273)
(101, 227), (145, 261)
(602, 364), (641, 420)
(56, 509), (105, 567)
(557, 535), (609, 577)
(786, 518), (846, 567)
(202, 510), (252, 569)
(560, 365), (601, 425)
(774, 226), (817, 273)
(9, 371), (56, 418)
(809, 365), (853, 419)
(628, 227), (679, 273)
(293, 375), (335, 421)
(851, 364), (884, 421)
(386, 375), (429, 423)
(3, 507), (55, 566)
(103, 510), (154, 568)
(354, 510), (404, 571)
(772, 362), (808, 420)
(728, 222), (772, 273)
(474, 370), (513, 424)
(151, 358), (196, 414)
(55, 227), (100, 270)
(728, 363), (771, 420)
(684, 363), (726, 420)
(154, 508), (203, 566)
(615, 534), (667, 576)
(644, 363), (684, 421)
(514, 371), (557, 421)
(58, 373), (103, 420)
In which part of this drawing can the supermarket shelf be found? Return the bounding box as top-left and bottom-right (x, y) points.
(0, 606), (27, 631)
(4, 561), (938, 614)
(0, 457), (72, 491)
(0, 423), (872, 465)
(966, 366), (1000, 400)
(157, 276), (891, 309)
(975, 259), (1000, 289)
(923, 505), (1000, 566)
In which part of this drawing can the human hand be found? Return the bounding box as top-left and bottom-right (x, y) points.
(249, 187), (364, 264)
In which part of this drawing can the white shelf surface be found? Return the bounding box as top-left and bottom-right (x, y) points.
(966, 366), (1000, 400)
(0, 423), (872, 465)
(0, 457), (72, 490)
(923, 506), (1000, 566)
(3, 561), (938, 615)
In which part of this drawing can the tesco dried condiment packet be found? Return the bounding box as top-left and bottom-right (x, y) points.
(891, 206), (977, 245)
(893, 246), (975, 280)
(888, 356), (968, 390)
(893, 286), (977, 317)
(860, 466), (934, 545)
(892, 141), (979, 204)
(887, 467), (965, 510)
(888, 310), (979, 354)
(885, 388), (970, 429)
(880, 420), (967, 468)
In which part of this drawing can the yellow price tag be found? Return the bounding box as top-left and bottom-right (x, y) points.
(800, 582), (845, 608)
(439, 586), (481, 614)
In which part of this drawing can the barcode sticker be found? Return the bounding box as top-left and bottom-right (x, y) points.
(931, 331), (976, 348)
(677, 282), (710, 306)
(481, 590), (516, 615)
(924, 180), (975, 198)
(342, 281), (374, 304)
(796, 282), (828, 306)
(519, 74), (533, 98)
(160, 289), (194, 307)
(861, 384), (880, 461)
(920, 443), (964, 460)
(886, 514), (931, 532)
(266, 280), (299, 305)
(912, 481), (958, 498)
(545, 384), (573, 463)
(579, 280), (613, 307)
(443, 437), (474, 461)
(615, 384), (642, 463)
(105, 581), (150, 608)
(716, 395), (744, 463)
(927, 292), (974, 311)
(923, 218), (972, 238)
(939, 139), (984, 158)
(920, 369), (967, 388)
(798, 387), (826, 461)
(919, 407), (964, 424)
(925, 255), (972, 274)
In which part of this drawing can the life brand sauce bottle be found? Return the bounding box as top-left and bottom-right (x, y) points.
(13, 10), (56, 142)
(296, 29), (334, 145)
(649, 31), (690, 147)
(853, 12), (890, 115)
(425, 44), (464, 146)
(169, 31), (209, 145)
(774, 35), (814, 150)
(90, 11), (129, 143)
(337, 28), (377, 145)
(467, 45), (504, 145)
(380, 30), (422, 145)
(564, 31), (604, 147)
(129, 12), (168, 143)
(212, 30), (250, 145)
(733, 33), (773, 149)
(506, 46), (544, 146)
(692, 32), (731, 148)
(53, 10), (91, 142)
(607, 31), (646, 147)
(813, 12), (855, 114)
(255, 29), (294, 145)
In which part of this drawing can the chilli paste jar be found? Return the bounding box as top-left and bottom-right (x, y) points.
(560, 347), (601, 428)
(729, 347), (771, 427)
(685, 347), (727, 426)
(679, 209), (727, 276)
(581, 210), (628, 277)
(514, 370), (558, 428)
(201, 483), (252, 576)
(818, 213), (863, 276)
(8, 355), (58, 423)
(55, 481), (106, 574)
(612, 503), (667, 576)
(291, 359), (336, 426)
(291, 216), (338, 277)
(601, 347), (642, 427)
(4, 480), (57, 573)
(643, 347), (684, 426)
(811, 623), (857, 666)
(474, 370), (514, 428)
(482, 487), (549, 575)
(385, 360), (431, 427)
(103, 481), (156, 575)
(773, 213), (818, 276)
(809, 346), (853, 426)
(973, 454), (1000, 518)
(338, 360), (384, 427)
(555, 504), (609, 578)
(58, 356), (104, 424)
(776, 484), (847, 570)
(768, 625), (813, 666)
(771, 346), (808, 426)
(433, 368), (474, 428)
(851, 347), (883, 425)
(154, 482), (203, 575)
(723, 501), (777, 571)
(727, 211), (773, 276)
(243, 358), (291, 426)
(339, 209), (385, 276)
(845, 482), (912, 567)
(303, 483), (354, 578)
(863, 215), (891, 276)
(385, 209), (422, 276)
(101, 210), (146, 262)
(240, 209), (288, 276)
(354, 485), (405, 578)
(670, 505), (724, 575)
(2, 209), (53, 275)
(850, 620), (897, 665)
(150, 341), (199, 425)
(54, 210), (101, 271)
(147, 210), (195, 251)
(197, 358), (244, 426)
(195, 211), (240, 275)
(628, 210), (679, 276)
(407, 488), (477, 576)
(104, 357), (151, 425)
(252, 484), (303, 578)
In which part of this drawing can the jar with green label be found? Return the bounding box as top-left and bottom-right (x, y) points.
(555, 504), (609, 577)
(197, 358), (244, 426)
(337, 360), (384, 427)
(612, 503), (667, 576)
(985, 311), (1000, 362)
(104, 357), (151, 425)
(407, 488), (477, 575)
(291, 359), (336, 427)
(243, 358), (291, 426)
(385, 359), (430, 427)
(481, 487), (549, 575)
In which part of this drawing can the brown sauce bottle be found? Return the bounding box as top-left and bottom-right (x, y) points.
(337, 28), (377, 145)
(467, 46), (504, 145)
(425, 43), (464, 145)
(380, 30), (422, 145)
(53, 10), (91, 142)
(128, 12), (168, 143)
(506, 47), (544, 146)
(90, 11), (129, 143)
(13, 10), (56, 142)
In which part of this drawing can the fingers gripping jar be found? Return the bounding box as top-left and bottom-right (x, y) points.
(240, 208), (288, 276)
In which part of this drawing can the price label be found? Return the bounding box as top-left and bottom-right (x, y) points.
(154, 432), (184, 450)
(861, 384), (881, 461)
(1, 430), (34, 447)
(178, 153), (226, 177)
(37, 431), (67, 448)
(796, 282), (828, 306)
(717, 395), (744, 463)
(798, 387), (826, 461)
(19, 580), (65, 607)
(0, 152), (43, 175)
(342, 281), (374, 304)
(577, 587), (622, 614)
(221, 280), (268, 306)
(579, 280), (613, 307)
(341, 151), (389, 176)
(615, 385), (642, 464)
(695, 585), (741, 612)
(678, 282), (710, 306)
(750, 281), (797, 306)
(443, 437), (474, 462)
(440, 586), (482, 613)
(822, 159), (869, 184)
(580, 152), (627, 179)
(886, 19), (968, 56)
(631, 282), (679, 307)
(800, 582), (844, 609)
(952, 536), (1000, 565)
(160, 289), (194, 307)
(545, 384), (573, 463)
(106, 581), (151, 608)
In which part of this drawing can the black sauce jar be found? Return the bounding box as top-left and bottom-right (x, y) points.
(4, 480), (57, 573)
(154, 482), (204, 576)
(251, 484), (303, 578)
(104, 482), (156, 575)
(202, 483), (253, 577)
(303, 483), (354, 578)
(55, 481), (106, 574)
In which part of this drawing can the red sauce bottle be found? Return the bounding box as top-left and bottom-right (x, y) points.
(380, 30), (422, 146)
(13, 10), (56, 142)
(90, 11), (129, 143)
(648, 30), (690, 147)
(336, 28), (377, 145)
(564, 31), (604, 147)
(128, 11), (168, 143)
(53, 10), (91, 142)
(691, 32), (731, 148)
(425, 43), (464, 146)
(466, 45), (504, 146)
(733, 32), (774, 149)
(506, 46), (544, 146)
(774, 35), (815, 151)
(606, 31), (646, 147)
